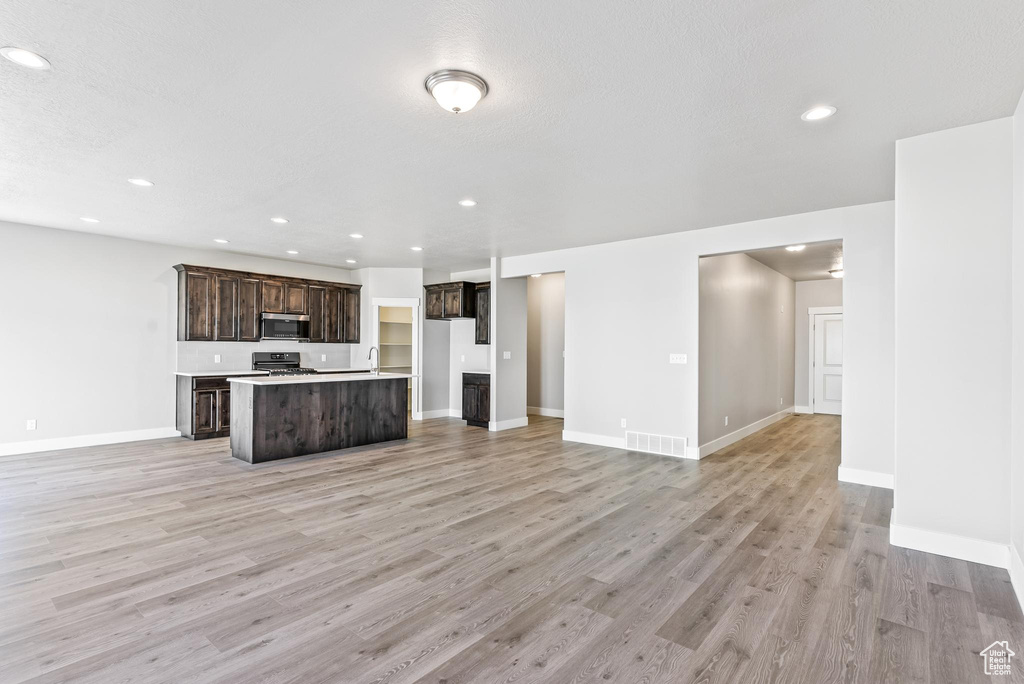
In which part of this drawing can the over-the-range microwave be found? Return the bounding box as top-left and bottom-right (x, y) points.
(261, 312), (310, 341)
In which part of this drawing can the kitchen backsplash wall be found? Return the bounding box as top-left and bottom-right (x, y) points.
(177, 341), (356, 372)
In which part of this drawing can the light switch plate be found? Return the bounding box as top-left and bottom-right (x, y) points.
(26, 419), (36, 431)
(503, 351), (511, 360)
(214, 354), (221, 364)
(724, 416), (729, 427)
(461, 354), (466, 362)
(669, 353), (687, 364)
(321, 354), (327, 362)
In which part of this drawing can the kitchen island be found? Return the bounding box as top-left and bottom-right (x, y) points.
(228, 372), (412, 463)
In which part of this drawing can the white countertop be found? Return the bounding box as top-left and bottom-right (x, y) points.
(229, 372), (415, 386)
(175, 367), (362, 378)
(462, 369), (491, 374)
(175, 370), (269, 377)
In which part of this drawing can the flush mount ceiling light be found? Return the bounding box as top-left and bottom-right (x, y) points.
(349, 233), (364, 239)
(79, 217), (100, 223)
(830, 269), (844, 278)
(1, 47), (51, 70)
(271, 217), (289, 224)
(530, 274), (542, 278)
(127, 178), (154, 187)
(801, 105), (837, 121)
(785, 245), (806, 252)
(425, 70), (488, 114)
(214, 238), (229, 244)
(346, 259), (357, 264)
(410, 246), (423, 252)
(458, 199), (477, 207)
(286, 250), (299, 255)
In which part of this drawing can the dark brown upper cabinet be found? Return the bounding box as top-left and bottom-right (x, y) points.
(238, 277), (262, 342)
(308, 285), (327, 343)
(475, 282), (490, 345)
(343, 288), (360, 343)
(178, 269), (214, 341)
(174, 265), (360, 343)
(214, 275), (240, 341)
(424, 281), (477, 320)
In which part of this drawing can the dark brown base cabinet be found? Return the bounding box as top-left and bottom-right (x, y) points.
(174, 265), (360, 344)
(462, 372), (490, 428)
(176, 375), (259, 440)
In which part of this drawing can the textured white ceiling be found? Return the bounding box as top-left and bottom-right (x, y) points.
(1, 1), (1022, 272)
(745, 240), (843, 281)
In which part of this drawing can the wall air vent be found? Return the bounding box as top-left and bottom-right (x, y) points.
(625, 431), (688, 457)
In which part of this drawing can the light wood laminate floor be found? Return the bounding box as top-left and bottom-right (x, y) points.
(1, 414), (1020, 683)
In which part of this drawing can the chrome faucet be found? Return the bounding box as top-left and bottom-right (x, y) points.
(367, 346), (380, 375)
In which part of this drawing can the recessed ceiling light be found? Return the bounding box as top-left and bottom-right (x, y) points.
(79, 217), (100, 223)
(531, 274), (542, 278)
(1, 47), (51, 70)
(346, 259), (357, 264)
(458, 199), (477, 207)
(286, 250), (299, 255)
(349, 233), (363, 239)
(127, 178), (154, 187)
(801, 105), (837, 121)
(424, 70), (488, 114)
(785, 245), (806, 252)
(830, 269), (844, 278)
(271, 217), (289, 224)
(214, 239), (229, 244)
(410, 246), (423, 252)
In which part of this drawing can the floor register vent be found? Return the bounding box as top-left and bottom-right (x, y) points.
(625, 431), (688, 457)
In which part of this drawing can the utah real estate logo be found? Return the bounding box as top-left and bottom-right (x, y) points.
(980, 641), (1015, 676)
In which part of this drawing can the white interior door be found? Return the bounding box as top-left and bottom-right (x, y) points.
(813, 313), (843, 415)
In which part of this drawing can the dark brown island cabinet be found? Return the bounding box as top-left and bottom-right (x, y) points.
(173, 264), (361, 343)
(462, 372), (490, 428)
(424, 281), (490, 345)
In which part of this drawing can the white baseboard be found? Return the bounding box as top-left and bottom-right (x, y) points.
(562, 430), (627, 449)
(527, 406), (564, 418)
(889, 509), (1010, 569)
(698, 408), (794, 458)
(0, 427), (182, 457)
(489, 417), (529, 432)
(420, 409), (455, 420)
(685, 446), (702, 460)
(1011, 544), (1024, 614)
(837, 466), (894, 489)
(793, 405), (813, 414)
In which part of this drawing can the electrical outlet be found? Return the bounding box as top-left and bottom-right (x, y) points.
(780, 397), (783, 406)
(620, 418), (627, 428)
(780, 305), (785, 313)
(321, 354), (327, 362)
(26, 419), (37, 431)
(461, 354), (466, 362)
(503, 351), (511, 360)
(669, 353), (687, 364)
(214, 354), (221, 364)
(724, 416), (729, 427)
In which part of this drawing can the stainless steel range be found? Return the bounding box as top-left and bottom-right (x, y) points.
(252, 352), (319, 376)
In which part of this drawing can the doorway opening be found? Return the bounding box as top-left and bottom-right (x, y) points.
(371, 298), (421, 420)
(697, 239), (843, 457)
(526, 272), (565, 423)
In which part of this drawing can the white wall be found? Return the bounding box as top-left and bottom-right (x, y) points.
(794, 279), (844, 409)
(698, 253), (795, 445)
(449, 319), (490, 414)
(490, 258), (528, 429)
(0, 221), (355, 449)
(501, 201), (895, 476)
(893, 118), (1014, 553)
(421, 269), (451, 414)
(527, 273), (565, 414)
(1012, 91), (1024, 579)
